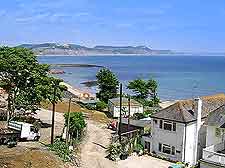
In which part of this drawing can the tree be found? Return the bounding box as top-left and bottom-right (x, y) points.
(127, 78), (159, 107)
(0, 46), (66, 120)
(96, 68), (119, 103)
(64, 112), (86, 140)
(0, 47), (50, 119)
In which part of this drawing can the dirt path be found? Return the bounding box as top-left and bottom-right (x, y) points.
(80, 120), (117, 168)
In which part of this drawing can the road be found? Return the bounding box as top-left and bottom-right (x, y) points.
(80, 120), (117, 168)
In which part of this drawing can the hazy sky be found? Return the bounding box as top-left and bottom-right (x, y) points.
(1, 0), (225, 52)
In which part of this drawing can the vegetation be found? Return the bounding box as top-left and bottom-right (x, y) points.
(96, 68), (119, 103)
(132, 113), (146, 120)
(96, 101), (107, 111)
(107, 142), (123, 161)
(0, 46), (66, 120)
(64, 112), (86, 140)
(127, 78), (160, 107)
(48, 138), (72, 162)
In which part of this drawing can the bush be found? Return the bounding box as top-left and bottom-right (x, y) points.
(96, 101), (107, 111)
(64, 112), (86, 140)
(132, 113), (145, 120)
(48, 138), (72, 162)
(143, 110), (154, 117)
(107, 143), (123, 161)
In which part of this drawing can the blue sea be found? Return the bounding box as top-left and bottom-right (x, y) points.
(38, 55), (225, 101)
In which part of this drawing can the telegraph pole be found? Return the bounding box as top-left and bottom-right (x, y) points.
(66, 97), (72, 145)
(128, 96), (131, 131)
(119, 83), (122, 143)
(51, 85), (56, 144)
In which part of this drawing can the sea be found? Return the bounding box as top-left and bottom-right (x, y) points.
(38, 55), (225, 101)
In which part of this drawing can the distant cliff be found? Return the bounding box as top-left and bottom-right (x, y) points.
(17, 43), (173, 55)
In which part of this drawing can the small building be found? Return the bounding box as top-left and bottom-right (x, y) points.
(200, 105), (225, 168)
(108, 97), (143, 118)
(142, 94), (225, 166)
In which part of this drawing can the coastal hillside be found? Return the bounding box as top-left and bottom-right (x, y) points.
(17, 43), (173, 55)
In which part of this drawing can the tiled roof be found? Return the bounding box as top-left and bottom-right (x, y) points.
(205, 105), (225, 127)
(109, 97), (142, 107)
(152, 94), (225, 123)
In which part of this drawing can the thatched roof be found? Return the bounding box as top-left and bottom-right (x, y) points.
(152, 94), (225, 123)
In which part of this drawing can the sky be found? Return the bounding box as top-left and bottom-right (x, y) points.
(1, 0), (225, 52)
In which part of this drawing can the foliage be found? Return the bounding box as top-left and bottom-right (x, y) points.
(0, 46), (67, 119)
(134, 143), (144, 152)
(64, 112), (86, 139)
(107, 142), (123, 161)
(48, 138), (72, 162)
(96, 68), (119, 103)
(127, 78), (160, 107)
(96, 101), (107, 111)
(132, 113), (146, 120)
(0, 47), (48, 114)
(143, 109), (154, 117)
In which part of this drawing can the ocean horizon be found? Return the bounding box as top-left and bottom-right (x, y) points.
(38, 55), (225, 101)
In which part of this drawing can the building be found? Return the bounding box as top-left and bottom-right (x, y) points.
(108, 97), (143, 118)
(200, 105), (225, 168)
(142, 94), (225, 166)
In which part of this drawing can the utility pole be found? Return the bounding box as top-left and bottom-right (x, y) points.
(51, 85), (56, 144)
(119, 83), (122, 143)
(128, 96), (131, 131)
(66, 97), (71, 145)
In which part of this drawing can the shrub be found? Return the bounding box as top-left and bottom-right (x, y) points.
(143, 110), (154, 117)
(64, 112), (86, 140)
(48, 138), (72, 162)
(107, 143), (123, 161)
(96, 101), (107, 111)
(132, 113), (145, 120)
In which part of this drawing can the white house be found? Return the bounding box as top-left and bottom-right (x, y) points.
(108, 97), (143, 118)
(142, 94), (225, 166)
(200, 105), (225, 168)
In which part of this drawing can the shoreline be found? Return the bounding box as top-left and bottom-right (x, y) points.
(37, 54), (225, 57)
(50, 63), (104, 68)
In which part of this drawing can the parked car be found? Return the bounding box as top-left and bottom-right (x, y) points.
(168, 164), (185, 168)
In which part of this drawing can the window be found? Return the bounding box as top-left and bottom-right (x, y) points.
(158, 143), (162, 152)
(159, 120), (176, 132)
(215, 128), (222, 137)
(154, 119), (157, 124)
(164, 122), (172, 131)
(172, 146), (175, 155)
(173, 123), (176, 131)
(159, 143), (176, 155)
(159, 120), (163, 129)
(163, 144), (171, 154)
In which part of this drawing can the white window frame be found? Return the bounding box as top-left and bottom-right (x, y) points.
(159, 143), (176, 155)
(159, 120), (176, 132)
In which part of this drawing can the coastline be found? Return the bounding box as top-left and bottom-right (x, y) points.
(50, 63), (104, 68)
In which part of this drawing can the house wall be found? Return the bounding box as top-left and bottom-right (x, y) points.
(206, 126), (223, 147)
(110, 105), (143, 118)
(184, 122), (206, 165)
(150, 118), (185, 161)
(184, 122), (196, 165)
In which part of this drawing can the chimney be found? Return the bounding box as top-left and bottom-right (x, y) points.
(193, 97), (202, 165)
(195, 98), (202, 131)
